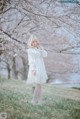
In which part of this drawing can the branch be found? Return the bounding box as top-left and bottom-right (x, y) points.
(12, 15), (25, 33)
(0, 29), (27, 45)
(13, 5), (60, 29)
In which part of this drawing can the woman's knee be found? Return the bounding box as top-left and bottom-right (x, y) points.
(36, 83), (41, 88)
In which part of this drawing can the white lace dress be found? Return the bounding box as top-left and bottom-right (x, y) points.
(26, 47), (48, 84)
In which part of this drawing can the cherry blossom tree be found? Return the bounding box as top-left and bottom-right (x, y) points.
(0, 0), (80, 83)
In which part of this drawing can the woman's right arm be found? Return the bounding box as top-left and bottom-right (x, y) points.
(27, 49), (36, 74)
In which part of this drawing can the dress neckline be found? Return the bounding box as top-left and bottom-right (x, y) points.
(31, 47), (39, 50)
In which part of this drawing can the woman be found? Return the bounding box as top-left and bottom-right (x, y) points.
(26, 35), (48, 105)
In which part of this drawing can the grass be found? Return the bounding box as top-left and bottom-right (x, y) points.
(72, 87), (80, 90)
(0, 77), (80, 119)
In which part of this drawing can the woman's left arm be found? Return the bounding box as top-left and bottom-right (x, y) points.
(39, 46), (47, 57)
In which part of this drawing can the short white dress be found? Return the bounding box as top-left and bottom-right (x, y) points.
(26, 47), (48, 84)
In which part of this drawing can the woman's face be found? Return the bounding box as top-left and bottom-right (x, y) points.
(31, 40), (39, 47)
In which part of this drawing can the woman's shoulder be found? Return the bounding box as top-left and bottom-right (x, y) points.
(27, 48), (35, 53)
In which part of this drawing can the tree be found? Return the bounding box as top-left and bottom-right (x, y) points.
(0, 0), (80, 82)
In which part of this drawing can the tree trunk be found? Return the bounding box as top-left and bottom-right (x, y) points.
(21, 56), (28, 80)
(12, 57), (18, 79)
(7, 64), (11, 79)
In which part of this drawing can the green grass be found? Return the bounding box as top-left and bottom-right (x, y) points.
(0, 78), (80, 119)
(72, 87), (80, 90)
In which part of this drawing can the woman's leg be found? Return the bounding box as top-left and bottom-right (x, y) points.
(31, 83), (42, 104)
(37, 84), (42, 103)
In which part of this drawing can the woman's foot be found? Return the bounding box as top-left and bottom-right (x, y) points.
(31, 99), (38, 105)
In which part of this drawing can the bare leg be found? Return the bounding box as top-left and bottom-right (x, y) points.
(31, 83), (42, 104)
(37, 84), (42, 104)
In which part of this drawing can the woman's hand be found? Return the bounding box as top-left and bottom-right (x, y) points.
(31, 69), (36, 76)
(38, 45), (44, 50)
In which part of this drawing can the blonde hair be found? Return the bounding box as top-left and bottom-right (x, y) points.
(27, 35), (40, 48)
